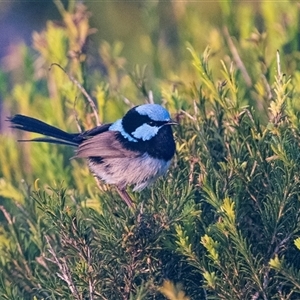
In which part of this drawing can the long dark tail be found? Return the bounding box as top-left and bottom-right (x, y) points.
(8, 114), (80, 146)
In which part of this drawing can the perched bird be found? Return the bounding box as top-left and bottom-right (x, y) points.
(9, 104), (176, 207)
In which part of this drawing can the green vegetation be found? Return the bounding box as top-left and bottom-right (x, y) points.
(1, 1), (300, 299)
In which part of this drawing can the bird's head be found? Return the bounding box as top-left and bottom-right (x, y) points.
(109, 104), (176, 142)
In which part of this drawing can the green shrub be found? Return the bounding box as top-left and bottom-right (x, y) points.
(1, 1), (300, 299)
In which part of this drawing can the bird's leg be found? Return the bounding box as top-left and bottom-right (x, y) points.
(115, 186), (135, 208)
(94, 177), (135, 208)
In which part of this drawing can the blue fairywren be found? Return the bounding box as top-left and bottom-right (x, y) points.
(9, 104), (176, 207)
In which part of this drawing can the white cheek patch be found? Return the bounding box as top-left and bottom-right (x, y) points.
(132, 124), (159, 141)
(109, 119), (138, 142)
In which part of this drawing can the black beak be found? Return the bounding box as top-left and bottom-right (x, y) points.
(166, 119), (178, 126)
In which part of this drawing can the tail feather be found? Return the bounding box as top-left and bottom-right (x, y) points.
(8, 114), (79, 146)
(18, 137), (79, 146)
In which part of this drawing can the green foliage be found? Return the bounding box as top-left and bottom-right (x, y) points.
(1, 1), (300, 299)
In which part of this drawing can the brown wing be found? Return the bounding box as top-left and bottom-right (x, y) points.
(75, 131), (139, 159)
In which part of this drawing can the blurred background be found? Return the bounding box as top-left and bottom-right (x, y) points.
(0, 1), (223, 71)
(0, 0), (299, 131)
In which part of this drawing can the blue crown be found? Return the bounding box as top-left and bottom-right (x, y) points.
(135, 104), (170, 121)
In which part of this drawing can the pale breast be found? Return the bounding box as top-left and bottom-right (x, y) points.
(88, 153), (171, 191)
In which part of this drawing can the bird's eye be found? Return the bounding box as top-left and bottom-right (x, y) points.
(148, 121), (155, 126)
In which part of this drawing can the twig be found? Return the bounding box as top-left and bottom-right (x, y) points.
(180, 109), (196, 121)
(203, 287), (208, 300)
(45, 235), (81, 300)
(122, 96), (135, 108)
(223, 26), (252, 88)
(49, 63), (100, 126)
(0, 206), (32, 277)
(0, 205), (13, 225)
(87, 244), (94, 300)
(272, 234), (292, 259)
(276, 50), (281, 78)
(251, 291), (260, 300)
(148, 90), (154, 104)
(253, 234), (293, 300)
(73, 96), (83, 132)
(261, 74), (272, 100)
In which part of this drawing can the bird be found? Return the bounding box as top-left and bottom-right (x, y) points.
(8, 104), (177, 207)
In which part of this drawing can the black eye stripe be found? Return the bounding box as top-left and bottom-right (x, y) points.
(148, 120), (167, 127)
(122, 109), (167, 134)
